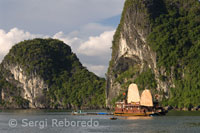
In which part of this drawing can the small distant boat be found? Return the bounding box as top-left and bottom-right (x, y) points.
(72, 110), (113, 115)
(97, 112), (113, 115)
(110, 117), (117, 120)
(149, 113), (159, 117)
(72, 110), (86, 115)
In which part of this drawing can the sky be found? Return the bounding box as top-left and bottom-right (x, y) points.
(0, 0), (125, 77)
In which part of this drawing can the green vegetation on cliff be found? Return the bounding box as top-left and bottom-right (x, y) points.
(0, 38), (105, 109)
(147, 0), (200, 108)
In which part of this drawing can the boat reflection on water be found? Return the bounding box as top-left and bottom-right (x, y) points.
(120, 116), (153, 120)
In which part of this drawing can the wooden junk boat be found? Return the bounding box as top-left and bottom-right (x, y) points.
(114, 83), (167, 116)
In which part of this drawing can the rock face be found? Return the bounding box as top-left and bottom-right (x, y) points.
(0, 38), (105, 109)
(1, 64), (48, 108)
(8, 65), (47, 108)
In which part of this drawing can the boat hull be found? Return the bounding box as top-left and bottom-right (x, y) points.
(114, 112), (153, 116)
(114, 102), (167, 117)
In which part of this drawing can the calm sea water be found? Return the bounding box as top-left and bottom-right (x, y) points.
(0, 110), (200, 133)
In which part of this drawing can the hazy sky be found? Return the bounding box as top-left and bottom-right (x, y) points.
(0, 0), (125, 77)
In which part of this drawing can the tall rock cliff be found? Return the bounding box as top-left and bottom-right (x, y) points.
(0, 38), (105, 109)
(107, 0), (200, 109)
